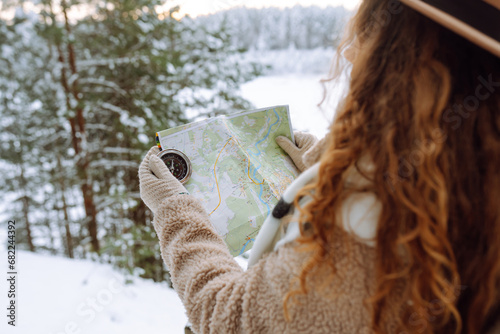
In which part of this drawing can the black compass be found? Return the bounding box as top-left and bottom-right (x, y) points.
(157, 149), (192, 184)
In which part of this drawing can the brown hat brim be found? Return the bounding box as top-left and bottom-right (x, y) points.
(400, 0), (500, 58)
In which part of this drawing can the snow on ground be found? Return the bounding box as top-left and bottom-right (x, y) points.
(0, 247), (188, 334)
(239, 73), (346, 139)
(0, 72), (346, 334)
(0, 234), (249, 334)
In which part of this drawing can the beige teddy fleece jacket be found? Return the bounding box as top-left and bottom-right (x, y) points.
(152, 137), (404, 334)
(154, 196), (404, 334)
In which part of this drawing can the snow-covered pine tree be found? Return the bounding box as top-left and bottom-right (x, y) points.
(1, 0), (261, 282)
(0, 10), (78, 256)
(67, 0), (260, 281)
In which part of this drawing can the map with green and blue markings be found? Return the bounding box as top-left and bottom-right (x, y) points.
(156, 105), (299, 256)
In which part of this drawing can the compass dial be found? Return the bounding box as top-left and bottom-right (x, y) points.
(157, 149), (192, 184)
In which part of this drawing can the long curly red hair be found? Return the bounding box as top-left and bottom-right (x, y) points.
(285, 1), (500, 333)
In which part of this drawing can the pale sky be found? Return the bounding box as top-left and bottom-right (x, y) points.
(168, 0), (361, 18)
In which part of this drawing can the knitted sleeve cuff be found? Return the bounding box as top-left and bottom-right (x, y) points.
(302, 132), (330, 169)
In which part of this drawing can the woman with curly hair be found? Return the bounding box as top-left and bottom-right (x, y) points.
(139, 0), (500, 333)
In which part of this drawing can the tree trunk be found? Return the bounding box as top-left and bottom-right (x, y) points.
(43, 218), (56, 254)
(50, 0), (100, 252)
(19, 163), (35, 252)
(57, 155), (74, 258)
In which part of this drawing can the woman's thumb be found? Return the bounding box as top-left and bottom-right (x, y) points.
(276, 136), (298, 156)
(150, 155), (173, 180)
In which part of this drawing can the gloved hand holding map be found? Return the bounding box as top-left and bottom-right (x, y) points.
(155, 105), (299, 256)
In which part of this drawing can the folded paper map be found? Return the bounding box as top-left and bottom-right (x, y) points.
(156, 105), (299, 256)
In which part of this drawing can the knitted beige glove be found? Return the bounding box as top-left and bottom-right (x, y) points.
(276, 131), (318, 172)
(138, 146), (187, 216)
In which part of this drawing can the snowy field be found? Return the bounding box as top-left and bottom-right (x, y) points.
(240, 73), (346, 139)
(238, 48), (349, 139)
(0, 72), (346, 334)
(0, 248), (188, 334)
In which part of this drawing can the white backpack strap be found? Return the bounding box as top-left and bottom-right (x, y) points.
(248, 163), (320, 268)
